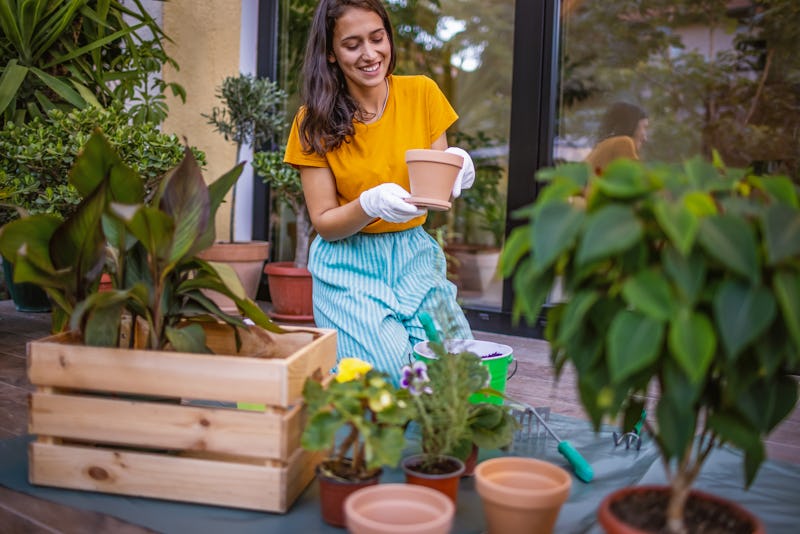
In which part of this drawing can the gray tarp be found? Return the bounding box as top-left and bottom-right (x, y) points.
(1, 414), (797, 533)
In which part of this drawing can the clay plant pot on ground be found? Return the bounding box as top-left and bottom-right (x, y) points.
(196, 241), (270, 314)
(401, 453), (465, 504)
(345, 483), (455, 534)
(316, 460), (382, 528)
(597, 485), (766, 534)
(474, 456), (571, 534)
(405, 149), (464, 211)
(263, 261), (313, 322)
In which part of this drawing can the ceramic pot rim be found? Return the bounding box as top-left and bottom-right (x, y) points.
(405, 149), (464, 168)
(345, 483), (455, 533)
(475, 457), (572, 508)
(401, 453), (466, 479)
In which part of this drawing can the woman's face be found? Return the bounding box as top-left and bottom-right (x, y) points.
(329, 7), (391, 94)
(633, 118), (649, 150)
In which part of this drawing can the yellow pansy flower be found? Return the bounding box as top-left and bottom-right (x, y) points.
(336, 358), (373, 383)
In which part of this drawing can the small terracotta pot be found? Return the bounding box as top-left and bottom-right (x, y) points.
(317, 464), (382, 528)
(98, 273), (113, 292)
(597, 485), (766, 534)
(405, 149), (464, 211)
(263, 261), (313, 322)
(196, 241), (270, 314)
(345, 483), (455, 534)
(401, 454), (465, 504)
(475, 457), (572, 534)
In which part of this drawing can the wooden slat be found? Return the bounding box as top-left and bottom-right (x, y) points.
(29, 441), (317, 513)
(29, 391), (304, 461)
(27, 327), (337, 407)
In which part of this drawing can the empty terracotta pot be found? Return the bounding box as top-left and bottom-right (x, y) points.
(475, 457), (572, 534)
(345, 483), (455, 534)
(405, 149), (464, 211)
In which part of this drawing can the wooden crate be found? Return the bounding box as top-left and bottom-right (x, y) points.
(26, 323), (337, 513)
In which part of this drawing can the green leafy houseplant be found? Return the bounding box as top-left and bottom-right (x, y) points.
(0, 104), (205, 227)
(252, 148), (312, 268)
(400, 338), (517, 473)
(301, 357), (413, 481)
(204, 74), (289, 242)
(0, 0), (184, 125)
(0, 130), (280, 345)
(500, 156), (800, 532)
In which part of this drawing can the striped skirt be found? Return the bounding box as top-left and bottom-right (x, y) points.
(308, 226), (473, 380)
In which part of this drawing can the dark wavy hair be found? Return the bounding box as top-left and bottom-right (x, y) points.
(597, 102), (647, 140)
(298, 0), (397, 156)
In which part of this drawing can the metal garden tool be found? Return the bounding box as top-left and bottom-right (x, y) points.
(613, 409), (646, 450)
(506, 396), (594, 483)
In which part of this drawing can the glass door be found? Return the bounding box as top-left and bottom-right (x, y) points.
(389, 0), (516, 313)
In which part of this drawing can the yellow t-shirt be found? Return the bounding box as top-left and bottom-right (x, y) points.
(584, 135), (639, 175)
(284, 74), (458, 234)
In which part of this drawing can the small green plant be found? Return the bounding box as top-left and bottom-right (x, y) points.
(400, 335), (517, 472)
(0, 105), (205, 226)
(252, 147), (312, 268)
(0, 130), (280, 345)
(501, 156), (800, 532)
(204, 74), (289, 242)
(301, 358), (413, 481)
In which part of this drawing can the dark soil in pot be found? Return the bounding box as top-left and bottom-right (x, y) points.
(610, 488), (758, 534)
(406, 455), (463, 475)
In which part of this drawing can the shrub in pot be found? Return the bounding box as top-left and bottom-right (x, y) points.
(0, 130), (279, 342)
(301, 358), (413, 527)
(500, 156), (800, 533)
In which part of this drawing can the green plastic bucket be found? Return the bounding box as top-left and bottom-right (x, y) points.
(413, 339), (515, 405)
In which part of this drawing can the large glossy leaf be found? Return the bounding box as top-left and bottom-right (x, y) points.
(498, 226), (530, 278)
(555, 290), (599, 346)
(697, 215), (760, 284)
(112, 204), (174, 262)
(158, 148), (210, 264)
(653, 198), (698, 257)
(193, 161), (244, 254)
(532, 202), (584, 274)
(576, 205), (643, 267)
(667, 309), (715, 384)
(662, 247), (706, 305)
(68, 131), (120, 197)
(607, 310), (665, 383)
(621, 268), (675, 321)
(0, 214), (59, 267)
(166, 323), (210, 354)
(29, 66), (86, 108)
(754, 175), (798, 207)
(763, 203), (800, 266)
(656, 395), (695, 461)
(0, 60), (28, 115)
(510, 260), (552, 326)
(713, 280), (776, 361)
(594, 159), (650, 198)
(773, 270), (800, 353)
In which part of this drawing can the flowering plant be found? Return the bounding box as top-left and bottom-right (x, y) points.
(401, 343), (517, 473)
(301, 358), (413, 481)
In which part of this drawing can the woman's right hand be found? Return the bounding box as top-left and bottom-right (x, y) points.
(359, 183), (425, 223)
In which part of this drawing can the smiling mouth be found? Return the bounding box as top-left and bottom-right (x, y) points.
(361, 63), (381, 73)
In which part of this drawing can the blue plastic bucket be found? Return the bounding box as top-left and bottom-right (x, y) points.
(412, 339), (515, 405)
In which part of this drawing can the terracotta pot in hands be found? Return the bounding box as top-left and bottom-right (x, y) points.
(405, 149), (464, 211)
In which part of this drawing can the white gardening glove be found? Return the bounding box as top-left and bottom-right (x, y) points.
(445, 146), (475, 198)
(359, 183), (426, 223)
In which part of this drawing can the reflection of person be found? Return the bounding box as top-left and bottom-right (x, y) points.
(283, 0), (475, 378)
(584, 102), (649, 175)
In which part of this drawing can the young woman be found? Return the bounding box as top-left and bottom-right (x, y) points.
(584, 101), (649, 175)
(283, 0), (475, 378)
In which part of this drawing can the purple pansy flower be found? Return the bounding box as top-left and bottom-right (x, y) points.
(400, 361), (433, 396)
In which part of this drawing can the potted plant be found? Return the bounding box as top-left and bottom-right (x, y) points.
(300, 357), (413, 527)
(252, 147), (314, 320)
(0, 0), (183, 126)
(500, 156), (800, 533)
(0, 104), (206, 316)
(201, 74), (288, 308)
(425, 131), (507, 293)
(399, 327), (517, 503)
(0, 130), (337, 512)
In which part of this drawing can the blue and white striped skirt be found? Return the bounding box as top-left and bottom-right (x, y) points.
(308, 226), (473, 380)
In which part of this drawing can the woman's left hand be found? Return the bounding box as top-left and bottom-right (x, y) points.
(445, 147), (475, 198)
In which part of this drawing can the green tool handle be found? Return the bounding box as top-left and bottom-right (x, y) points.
(418, 312), (442, 344)
(557, 441), (594, 483)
